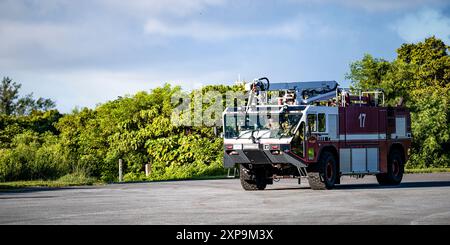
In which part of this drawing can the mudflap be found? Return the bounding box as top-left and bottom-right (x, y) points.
(223, 154), (237, 168)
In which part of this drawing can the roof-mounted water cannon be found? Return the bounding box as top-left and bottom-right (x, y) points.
(245, 77), (271, 109)
(244, 77), (270, 92)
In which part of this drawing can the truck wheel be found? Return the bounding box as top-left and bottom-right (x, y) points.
(376, 150), (404, 185)
(239, 164), (267, 191)
(307, 151), (338, 190)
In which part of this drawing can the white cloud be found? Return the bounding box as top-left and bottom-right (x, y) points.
(0, 0), (226, 19)
(98, 0), (226, 18)
(144, 16), (341, 41)
(0, 20), (73, 54)
(0, 17), (141, 70)
(391, 9), (450, 43)
(145, 19), (303, 40)
(290, 0), (447, 12)
(12, 68), (237, 112)
(0, 0), (229, 69)
(341, 0), (445, 12)
(5, 0), (447, 113)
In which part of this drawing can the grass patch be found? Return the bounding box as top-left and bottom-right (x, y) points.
(0, 172), (101, 190)
(405, 168), (450, 174)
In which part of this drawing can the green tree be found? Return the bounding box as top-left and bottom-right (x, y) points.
(0, 77), (20, 115)
(347, 36), (450, 167)
(0, 77), (56, 116)
(409, 85), (450, 167)
(346, 54), (392, 90)
(16, 93), (56, 116)
(347, 36), (450, 105)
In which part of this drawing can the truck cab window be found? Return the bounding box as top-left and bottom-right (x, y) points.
(318, 113), (326, 132)
(307, 114), (317, 132)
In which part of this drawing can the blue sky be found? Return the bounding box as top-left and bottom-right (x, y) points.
(1, 0), (450, 112)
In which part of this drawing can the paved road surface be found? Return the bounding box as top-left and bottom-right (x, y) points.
(1, 173), (450, 224)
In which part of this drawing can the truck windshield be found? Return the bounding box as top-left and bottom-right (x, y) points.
(224, 112), (302, 139)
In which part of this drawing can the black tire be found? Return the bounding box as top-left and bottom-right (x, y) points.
(307, 151), (338, 190)
(239, 164), (267, 191)
(375, 172), (388, 184)
(376, 150), (404, 185)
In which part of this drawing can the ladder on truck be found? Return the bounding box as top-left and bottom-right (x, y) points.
(227, 166), (239, 178)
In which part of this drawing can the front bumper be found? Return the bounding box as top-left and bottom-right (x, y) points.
(223, 149), (307, 168)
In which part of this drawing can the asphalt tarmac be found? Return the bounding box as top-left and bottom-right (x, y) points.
(1, 173), (450, 224)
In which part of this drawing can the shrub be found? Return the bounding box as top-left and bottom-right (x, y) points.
(57, 171), (97, 185)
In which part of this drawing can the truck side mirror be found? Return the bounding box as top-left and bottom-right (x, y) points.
(214, 127), (222, 137)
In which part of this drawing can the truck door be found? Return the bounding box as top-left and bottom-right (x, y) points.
(291, 122), (305, 157)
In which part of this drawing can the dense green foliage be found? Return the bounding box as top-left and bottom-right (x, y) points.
(0, 81), (243, 182)
(346, 36), (450, 168)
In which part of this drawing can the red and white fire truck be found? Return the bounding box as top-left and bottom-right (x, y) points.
(222, 78), (411, 190)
